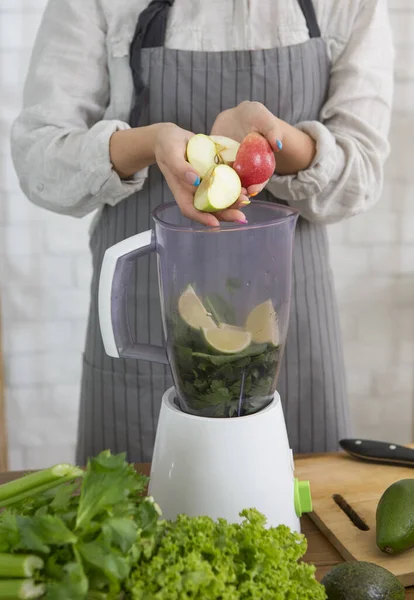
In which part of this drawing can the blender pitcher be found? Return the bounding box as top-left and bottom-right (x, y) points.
(98, 201), (313, 530)
(99, 201), (299, 418)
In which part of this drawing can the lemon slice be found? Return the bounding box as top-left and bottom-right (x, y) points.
(245, 300), (279, 346)
(202, 325), (252, 354)
(218, 324), (246, 333)
(178, 285), (217, 330)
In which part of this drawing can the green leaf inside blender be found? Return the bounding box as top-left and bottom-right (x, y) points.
(205, 293), (236, 325)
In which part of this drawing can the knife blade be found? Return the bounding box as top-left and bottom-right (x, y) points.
(339, 438), (414, 467)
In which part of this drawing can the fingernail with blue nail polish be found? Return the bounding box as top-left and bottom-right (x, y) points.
(185, 172), (200, 186)
(276, 139), (283, 151)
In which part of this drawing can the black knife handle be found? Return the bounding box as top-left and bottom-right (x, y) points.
(339, 438), (414, 467)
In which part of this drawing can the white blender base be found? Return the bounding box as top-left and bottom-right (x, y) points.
(149, 388), (304, 533)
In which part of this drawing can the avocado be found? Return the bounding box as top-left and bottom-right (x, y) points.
(322, 562), (405, 600)
(376, 478), (414, 554)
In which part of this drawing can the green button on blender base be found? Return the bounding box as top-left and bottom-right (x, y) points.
(294, 479), (313, 517)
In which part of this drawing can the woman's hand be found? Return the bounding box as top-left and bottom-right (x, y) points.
(110, 123), (248, 227)
(211, 102), (317, 193)
(211, 102), (282, 196)
(154, 123), (247, 227)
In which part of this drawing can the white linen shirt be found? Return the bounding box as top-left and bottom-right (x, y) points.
(10, 0), (394, 226)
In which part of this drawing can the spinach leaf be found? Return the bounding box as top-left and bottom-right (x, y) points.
(174, 339), (280, 418)
(205, 293), (236, 325)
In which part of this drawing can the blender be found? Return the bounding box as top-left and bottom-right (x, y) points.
(98, 201), (312, 532)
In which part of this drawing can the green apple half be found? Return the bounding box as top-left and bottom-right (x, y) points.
(194, 165), (242, 213)
(186, 134), (240, 178)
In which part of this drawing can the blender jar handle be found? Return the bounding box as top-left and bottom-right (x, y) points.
(98, 229), (168, 364)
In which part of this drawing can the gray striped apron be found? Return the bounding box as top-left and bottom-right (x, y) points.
(76, 0), (352, 465)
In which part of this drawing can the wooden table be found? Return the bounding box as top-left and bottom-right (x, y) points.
(1, 460), (413, 598)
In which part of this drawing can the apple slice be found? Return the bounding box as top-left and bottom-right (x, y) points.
(194, 165), (241, 213)
(210, 136), (240, 165)
(186, 134), (218, 178)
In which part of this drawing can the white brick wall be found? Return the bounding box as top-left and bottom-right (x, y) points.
(0, 0), (413, 470)
(0, 0), (91, 469)
(332, 0), (414, 445)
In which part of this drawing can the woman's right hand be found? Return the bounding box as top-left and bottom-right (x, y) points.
(154, 123), (247, 227)
(111, 122), (247, 226)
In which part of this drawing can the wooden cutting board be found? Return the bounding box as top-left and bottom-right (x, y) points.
(295, 450), (414, 586)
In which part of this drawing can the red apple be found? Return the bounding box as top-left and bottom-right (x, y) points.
(233, 133), (276, 189)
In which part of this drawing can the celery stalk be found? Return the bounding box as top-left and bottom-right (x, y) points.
(0, 465), (83, 507)
(0, 554), (43, 579)
(0, 474), (82, 508)
(0, 580), (45, 599)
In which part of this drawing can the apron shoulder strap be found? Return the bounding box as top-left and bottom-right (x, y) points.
(297, 0), (321, 38)
(129, 0), (175, 126)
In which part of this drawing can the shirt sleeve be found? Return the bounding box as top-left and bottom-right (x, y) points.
(266, 0), (394, 225)
(10, 0), (148, 218)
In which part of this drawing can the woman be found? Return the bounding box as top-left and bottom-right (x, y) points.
(11, 0), (393, 463)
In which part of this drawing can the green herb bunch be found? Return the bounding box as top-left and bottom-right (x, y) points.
(173, 341), (280, 417)
(0, 451), (158, 599)
(0, 452), (326, 599)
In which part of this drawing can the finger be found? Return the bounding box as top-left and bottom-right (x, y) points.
(247, 180), (270, 197)
(231, 194), (250, 209)
(239, 193), (251, 206)
(158, 156), (201, 190)
(167, 177), (220, 227)
(263, 127), (283, 153)
(183, 204), (220, 227)
(250, 106), (283, 153)
(215, 208), (248, 223)
(183, 170), (201, 187)
(178, 194), (220, 227)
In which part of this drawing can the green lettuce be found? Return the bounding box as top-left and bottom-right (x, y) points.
(127, 509), (326, 599)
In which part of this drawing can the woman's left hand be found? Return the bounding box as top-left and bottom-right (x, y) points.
(211, 101), (283, 147)
(211, 102), (282, 196)
(211, 101), (317, 195)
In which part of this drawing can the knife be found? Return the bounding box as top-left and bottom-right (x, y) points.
(339, 438), (414, 467)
